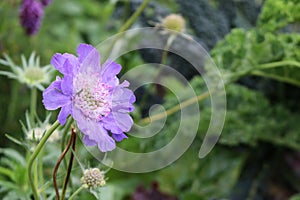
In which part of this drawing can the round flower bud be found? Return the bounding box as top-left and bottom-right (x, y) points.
(161, 14), (185, 33)
(80, 168), (106, 188)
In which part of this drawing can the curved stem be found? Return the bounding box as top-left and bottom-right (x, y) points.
(38, 148), (46, 199)
(61, 128), (77, 200)
(28, 120), (60, 200)
(69, 186), (85, 200)
(53, 128), (76, 200)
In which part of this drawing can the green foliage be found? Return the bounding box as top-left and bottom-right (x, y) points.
(258, 0), (300, 32)
(0, 148), (30, 200)
(156, 147), (247, 199)
(212, 28), (300, 86)
(0, 0), (300, 199)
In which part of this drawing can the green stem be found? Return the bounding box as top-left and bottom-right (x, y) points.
(28, 120), (60, 200)
(258, 60), (300, 69)
(139, 34), (176, 109)
(138, 60), (300, 125)
(38, 148), (46, 200)
(251, 70), (300, 87)
(160, 33), (176, 65)
(224, 60), (300, 84)
(34, 161), (38, 188)
(119, 0), (151, 33)
(68, 186), (85, 200)
(103, 0), (151, 60)
(30, 87), (37, 125)
(139, 91), (210, 125)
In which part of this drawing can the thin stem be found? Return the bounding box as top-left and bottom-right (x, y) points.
(139, 34), (176, 108)
(53, 128), (76, 200)
(30, 87), (37, 125)
(258, 60), (300, 69)
(61, 128), (77, 200)
(139, 91), (210, 125)
(103, 0), (151, 60)
(225, 60), (300, 83)
(160, 33), (176, 65)
(68, 186), (85, 200)
(119, 0), (151, 33)
(28, 120), (60, 200)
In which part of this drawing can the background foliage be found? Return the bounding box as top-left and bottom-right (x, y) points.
(0, 0), (300, 199)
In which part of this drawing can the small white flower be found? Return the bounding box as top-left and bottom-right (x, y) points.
(0, 52), (54, 91)
(27, 124), (59, 142)
(23, 113), (59, 142)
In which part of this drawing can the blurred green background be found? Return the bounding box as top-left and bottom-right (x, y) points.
(1, 0), (300, 199)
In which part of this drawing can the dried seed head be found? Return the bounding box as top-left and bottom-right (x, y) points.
(81, 168), (106, 188)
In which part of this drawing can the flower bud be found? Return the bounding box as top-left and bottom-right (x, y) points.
(161, 14), (185, 33)
(19, 0), (44, 35)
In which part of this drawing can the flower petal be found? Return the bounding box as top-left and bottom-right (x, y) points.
(82, 135), (97, 146)
(102, 114), (124, 134)
(60, 58), (74, 95)
(112, 87), (135, 112)
(51, 53), (78, 75)
(42, 77), (71, 110)
(60, 74), (73, 95)
(108, 112), (134, 132)
(77, 44), (100, 73)
(101, 59), (121, 85)
(72, 108), (116, 152)
(58, 103), (72, 125)
(83, 122), (116, 152)
(112, 133), (127, 142)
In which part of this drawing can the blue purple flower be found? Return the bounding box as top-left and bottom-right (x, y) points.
(19, 0), (44, 35)
(43, 44), (135, 152)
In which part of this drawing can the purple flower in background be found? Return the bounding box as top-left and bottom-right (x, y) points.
(19, 0), (44, 35)
(43, 44), (135, 152)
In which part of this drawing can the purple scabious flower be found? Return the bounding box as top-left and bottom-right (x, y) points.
(43, 44), (135, 152)
(19, 0), (44, 35)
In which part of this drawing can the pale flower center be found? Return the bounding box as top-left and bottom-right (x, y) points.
(73, 71), (111, 121)
(24, 66), (45, 84)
